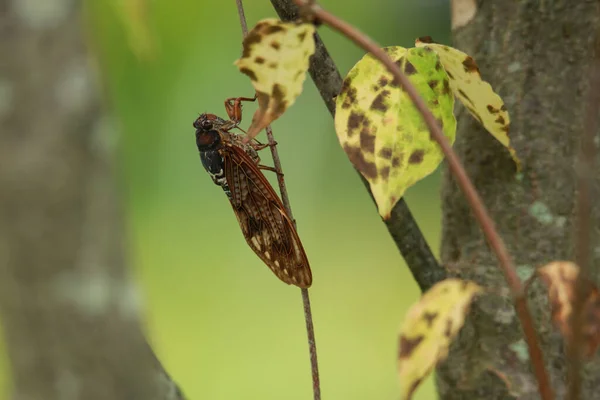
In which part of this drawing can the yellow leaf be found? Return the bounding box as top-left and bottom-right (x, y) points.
(398, 279), (482, 400)
(234, 19), (315, 139)
(335, 47), (456, 219)
(415, 36), (520, 171)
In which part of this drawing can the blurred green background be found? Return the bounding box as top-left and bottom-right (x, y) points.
(0, 1), (450, 399)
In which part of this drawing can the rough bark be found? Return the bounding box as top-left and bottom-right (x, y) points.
(438, 1), (600, 399)
(0, 1), (183, 399)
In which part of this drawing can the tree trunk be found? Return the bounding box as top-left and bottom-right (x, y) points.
(0, 2), (182, 399)
(438, 1), (600, 398)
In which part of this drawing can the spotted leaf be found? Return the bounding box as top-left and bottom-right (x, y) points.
(538, 261), (600, 358)
(335, 46), (456, 219)
(415, 36), (520, 170)
(398, 279), (482, 400)
(234, 19), (315, 139)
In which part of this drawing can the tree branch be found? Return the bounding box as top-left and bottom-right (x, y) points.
(269, 0), (445, 292)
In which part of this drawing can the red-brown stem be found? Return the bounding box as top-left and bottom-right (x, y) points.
(234, 2), (321, 399)
(294, 1), (553, 399)
(567, 35), (600, 400)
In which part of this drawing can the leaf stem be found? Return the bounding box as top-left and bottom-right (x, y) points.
(234, 2), (321, 399)
(292, 1), (553, 399)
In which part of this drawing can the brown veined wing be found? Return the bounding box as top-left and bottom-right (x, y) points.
(221, 142), (312, 288)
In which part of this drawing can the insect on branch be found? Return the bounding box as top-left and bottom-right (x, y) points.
(233, 1), (321, 399)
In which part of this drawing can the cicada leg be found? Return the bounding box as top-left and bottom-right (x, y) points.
(224, 95), (257, 124)
(258, 165), (284, 178)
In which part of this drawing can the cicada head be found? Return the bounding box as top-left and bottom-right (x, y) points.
(194, 114), (224, 152)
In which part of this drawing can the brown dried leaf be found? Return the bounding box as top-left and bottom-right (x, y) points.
(538, 261), (600, 358)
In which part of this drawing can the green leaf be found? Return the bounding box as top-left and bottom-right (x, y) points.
(335, 46), (456, 219)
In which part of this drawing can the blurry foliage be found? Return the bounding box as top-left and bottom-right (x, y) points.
(0, 1), (450, 399)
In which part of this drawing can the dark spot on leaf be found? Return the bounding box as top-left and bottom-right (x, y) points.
(347, 111), (364, 135)
(242, 32), (262, 58)
(444, 319), (453, 337)
(297, 31), (307, 41)
(462, 56), (480, 74)
(344, 144), (377, 179)
(383, 47), (396, 54)
(268, 62), (278, 69)
(371, 84), (379, 92)
(378, 147), (393, 159)
(428, 80), (438, 89)
(370, 90), (390, 112)
(398, 335), (424, 358)
(360, 126), (375, 154)
(495, 116), (505, 125)
(254, 21), (267, 30)
(341, 86), (357, 110)
(446, 70), (454, 79)
(442, 79), (451, 95)
(487, 104), (500, 114)
(417, 36), (435, 44)
(380, 166), (390, 179)
(265, 24), (285, 34)
(423, 311), (438, 327)
(458, 89), (474, 106)
(392, 154), (403, 167)
(394, 58), (403, 67)
(270, 41), (281, 50)
(254, 56), (265, 64)
(435, 61), (443, 71)
(409, 149), (424, 164)
(390, 77), (401, 88)
(441, 45), (451, 52)
(378, 76), (389, 87)
(239, 67), (257, 81)
(404, 61), (417, 75)
(502, 124), (510, 135)
(272, 84), (287, 116)
(501, 104), (507, 112)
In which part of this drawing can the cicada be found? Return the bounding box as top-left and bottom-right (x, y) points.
(193, 97), (312, 288)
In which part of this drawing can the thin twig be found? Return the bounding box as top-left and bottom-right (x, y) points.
(269, 0), (446, 291)
(293, 1), (553, 399)
(234, 2), (321, 399)
(567, 34), (600, 400)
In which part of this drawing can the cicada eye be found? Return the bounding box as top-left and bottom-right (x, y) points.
(193, 114), (214, 131)
(201, 119), (212, 130)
